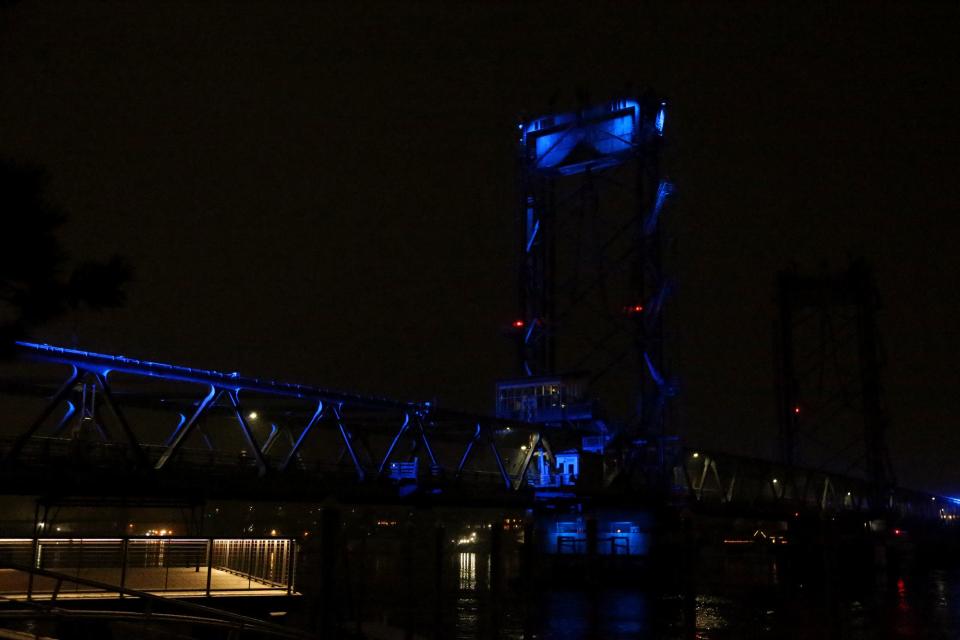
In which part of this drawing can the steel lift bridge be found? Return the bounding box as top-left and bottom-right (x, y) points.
(0, 97), (954, 580)
(0, 339), (947, 516)
(0, 96), (953, 521)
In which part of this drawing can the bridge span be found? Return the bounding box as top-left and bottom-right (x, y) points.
(0, 341), (956, 521)
(2, 341), (959, 639)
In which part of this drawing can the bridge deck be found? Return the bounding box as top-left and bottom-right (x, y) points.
(0, 567), (289, 600)
(0, 537), (296, 601)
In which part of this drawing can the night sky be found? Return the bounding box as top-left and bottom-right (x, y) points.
(2, 2), (959, 493)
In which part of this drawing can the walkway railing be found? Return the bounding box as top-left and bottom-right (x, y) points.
(0, 563), (311, 639)
(0, 537), (297, 600)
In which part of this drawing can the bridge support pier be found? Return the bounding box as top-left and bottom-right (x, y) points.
(433, 524), (445, 640)
(490, 522), (503, 595)
(319, 507), (341, 639)
(585, 515), (598, 585)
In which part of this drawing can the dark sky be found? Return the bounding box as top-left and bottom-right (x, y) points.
(2, 2), (959, 492)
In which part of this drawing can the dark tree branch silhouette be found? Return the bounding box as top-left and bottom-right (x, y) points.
(0, 158), (131, 354)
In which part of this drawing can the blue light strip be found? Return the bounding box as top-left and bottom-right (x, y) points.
(643, 352), (665, 388)
(15, 341), (422, 412)
(525, 219), (540, 254)
(524, 321), (536, 344)
(643, 180), (674, 236)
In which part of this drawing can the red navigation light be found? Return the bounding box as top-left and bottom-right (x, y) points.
(894, 528), (902, 536)
(793, 406), (801, 415)
(512, 320), (525, 329)
(625, 304), (644, 315)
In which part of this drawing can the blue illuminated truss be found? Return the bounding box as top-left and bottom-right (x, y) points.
(7, 341), (552, 491)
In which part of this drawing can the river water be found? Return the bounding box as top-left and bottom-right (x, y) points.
(352, 549), (960, 639)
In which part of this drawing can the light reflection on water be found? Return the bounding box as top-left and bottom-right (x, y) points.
(449, 572), (960, 639)
(459, 552), (477, 590)
(359, 547), (960, 638)
(694, 595), (729, 634)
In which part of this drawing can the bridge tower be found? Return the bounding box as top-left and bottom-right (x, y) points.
(775, 261), (897, 506)
(511, 92), (674, 445)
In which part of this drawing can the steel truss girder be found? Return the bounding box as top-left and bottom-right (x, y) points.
(377, 413), (411, 477)
(155, 386), (219, 470)
(228, 391), (268, 476)
(512, 432), (541, 491)
(9, 342), (557, 494)
(673, 448), (927, 515)
(6, 367), (150, 469)
(93, 372), (149, 468)
(280, 401), (324, 472)
(330, 403), (365, 482)
(455, 422), (517, 490)
(6, 366), (80, 462)
(377, 412), (440, 479)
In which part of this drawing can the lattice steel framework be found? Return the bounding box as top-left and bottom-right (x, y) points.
(2, 342), (570, 497)
(775, 261), (896, 502)
(516, 93), (674, 437)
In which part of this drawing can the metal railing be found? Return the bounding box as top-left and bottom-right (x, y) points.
(0, 537), (296, 599)
(0, 563), (311, 639)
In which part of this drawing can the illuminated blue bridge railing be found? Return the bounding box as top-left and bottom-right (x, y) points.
(15, 341), (421, 411)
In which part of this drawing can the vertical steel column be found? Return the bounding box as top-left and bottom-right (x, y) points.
(853, 266), (896, 498)
(585, 516), (598, 565)
(517, 122), (555, 378)
(434, 524), (445, 636)
(27, 502), (41, 601)
(320, 508), (340, 636)
(206, 539), (213, 597)
(634, 96), (670, 452)
(119, 538), (129, 598)
(490, 522), (503, 596)
(286, 540), (296, 595)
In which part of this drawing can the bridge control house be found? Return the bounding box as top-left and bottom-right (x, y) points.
(495, 375), (649, 560)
